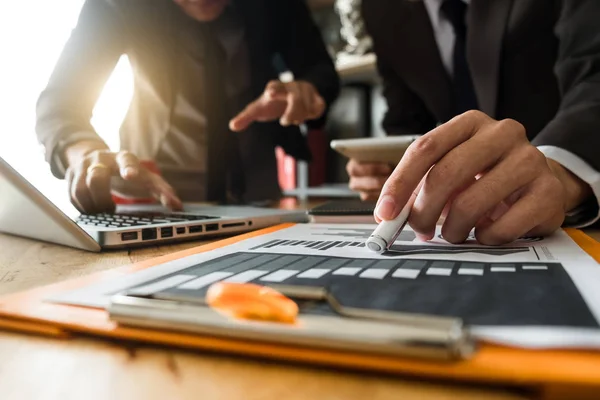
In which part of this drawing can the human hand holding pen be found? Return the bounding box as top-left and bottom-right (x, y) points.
(370, 111), (575, 246)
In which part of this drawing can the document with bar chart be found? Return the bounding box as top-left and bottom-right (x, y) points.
(50, 223), (600, 349)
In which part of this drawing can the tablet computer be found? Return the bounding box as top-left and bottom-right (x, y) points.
(330, 135), (421, 164)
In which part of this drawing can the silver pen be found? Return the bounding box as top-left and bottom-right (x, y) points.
(366, 198), (413, 253)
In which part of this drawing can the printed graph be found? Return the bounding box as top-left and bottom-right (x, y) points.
(250, 238), (536, 258)
(250, 239), (366, 251)
(386, 244), (534, 257)
(307, 227), (417, 242)
(124, 251), (598, 328)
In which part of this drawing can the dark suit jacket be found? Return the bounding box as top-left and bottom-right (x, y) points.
(362, 0), (600, 173)
(36, 0), (340, 202)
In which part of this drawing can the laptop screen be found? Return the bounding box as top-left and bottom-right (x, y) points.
(0, 154), (81, 220)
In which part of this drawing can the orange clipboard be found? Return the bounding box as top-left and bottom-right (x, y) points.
(0, 224), (599, 398)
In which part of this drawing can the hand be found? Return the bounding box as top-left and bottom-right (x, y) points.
(229, 80), (326, 131)
(375, 111), (587, 245)
(346, 159), (393, 201)
(65, 148), (183, 214)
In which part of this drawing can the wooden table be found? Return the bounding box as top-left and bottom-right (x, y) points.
(0, 211), (597, 400)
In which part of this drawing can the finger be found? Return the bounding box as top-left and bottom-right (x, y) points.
(229, 99), (263, 132)
(474, 175), (564, 245)
(524, 210), (565, 238)
(310, 93), (326, 119)
(84, 151), (119, 212)
(375, 176), (426, 224)
(70, 163), (95, 214)
(376, 188), (419, 227)
(349, 176), (388, 193)
(359, 191), (380, 201)
(298, 83), (317, 122)
(149, 184), (182, 211)
(115, 151), (141, 180)
(346, 159), (393, 177)
(439, 147), (546, 243)
(156, 183), (183, 211)
(401, 123), (521, 238)
(230, 80), (288, 131)
(155, 190), (184, 211)
(377, 111), (493, 221)
(84, 150), (119, 179)
(142, 171), (184, 211)
(473, 198), (516, 233)
(85, 163), (115, 213)
(280, 84), (307, 126)
(266, 91), (290, 102)
(265, 80), (287, 99)
(413, 176), (478, 242)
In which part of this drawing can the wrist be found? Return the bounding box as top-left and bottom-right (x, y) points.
(64, 140), (109, 169)
(547, 158), (593, 212)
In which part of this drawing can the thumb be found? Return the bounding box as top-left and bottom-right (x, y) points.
(309, 93), (326, 119)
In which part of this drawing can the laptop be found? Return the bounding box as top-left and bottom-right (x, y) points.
(0, 156), (308, 252)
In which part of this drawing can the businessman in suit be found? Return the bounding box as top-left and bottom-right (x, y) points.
(36, 0), (339, 213)
(348, 0), (600, 244)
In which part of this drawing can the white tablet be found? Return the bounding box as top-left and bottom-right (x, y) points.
(330, 135), (421, 164)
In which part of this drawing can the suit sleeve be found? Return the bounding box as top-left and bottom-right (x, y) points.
(361, 1), (436, 136)
(531, 0), (600, 172)
(35, 0), (126, 179)
(271, 0), (341, 129)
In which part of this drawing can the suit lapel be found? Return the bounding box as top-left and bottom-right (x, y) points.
(392, 1), (455, 122)
(467, 0), (513, 117)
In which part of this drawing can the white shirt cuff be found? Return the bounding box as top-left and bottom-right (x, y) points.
(538, 145), (600, 228)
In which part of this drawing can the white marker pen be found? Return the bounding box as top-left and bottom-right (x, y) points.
(366, 200), (413, 254)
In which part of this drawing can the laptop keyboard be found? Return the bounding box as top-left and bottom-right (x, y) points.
(76, 213), (219, 228)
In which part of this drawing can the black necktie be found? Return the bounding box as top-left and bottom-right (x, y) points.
(440, 0), (479, 114)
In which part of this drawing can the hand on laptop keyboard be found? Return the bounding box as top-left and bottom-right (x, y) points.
(64, 147), (183, 214)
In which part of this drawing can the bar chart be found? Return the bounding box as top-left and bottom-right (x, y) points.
(123, 250), (596, 328)
(250, 238), (535, 258)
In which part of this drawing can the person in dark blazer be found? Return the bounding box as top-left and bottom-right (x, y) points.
(348, 0), (600, 245)
(36, 0), (340, 213)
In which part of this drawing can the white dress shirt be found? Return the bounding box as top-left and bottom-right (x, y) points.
(422, 0), (600, 227)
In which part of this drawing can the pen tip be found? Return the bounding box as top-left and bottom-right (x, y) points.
(367, 242), (383, 252)
(365, 236), (387, 254)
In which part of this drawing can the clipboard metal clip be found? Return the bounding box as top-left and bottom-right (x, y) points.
(109, 283), (477, 362)
(269, 284), (476, 361)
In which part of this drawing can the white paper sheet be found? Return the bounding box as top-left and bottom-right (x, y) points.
(48, 223), (600, 349)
